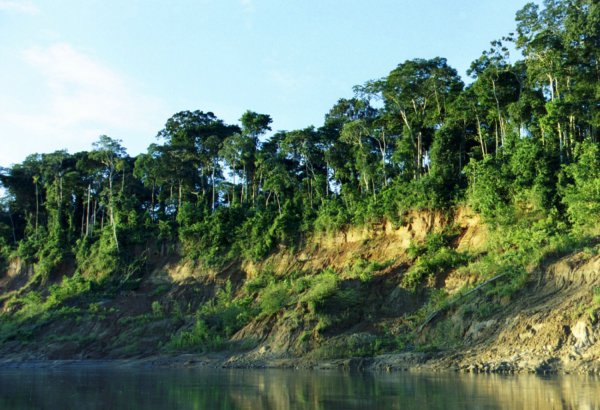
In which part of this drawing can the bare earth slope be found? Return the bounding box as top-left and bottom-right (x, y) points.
(1, 209), (599, 374)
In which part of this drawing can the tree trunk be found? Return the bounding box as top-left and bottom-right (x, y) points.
(34, 179), (39, 234)
(121, 168), (125, 195)
(558, 122), (565, 163)
(92, 200), (97, 237)
(232, 173), (236, 205)
(86, 184), (91, 237)
(109, 173), (119, 251)
(178, 181), (182, 210)
(325, 162), (330, 197)
(491, 77), (505, 147)
(495, 122), (499, 154)
(81, 207), (85, 238)
(211, 164), (216, 211)
(275, 192), (281, 215)
(476, 114), (487, 157)
(242, 164), (246, 203)
(417, 131), (422, 178)
(548, 74), (555, 101)
(151, 181), (155, 219)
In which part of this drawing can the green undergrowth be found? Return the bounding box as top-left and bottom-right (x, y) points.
(166, 257), (394, 354)
(403, 228), (470, 290)
(165, 281), (254, 352)
(0, 198), (598, 360)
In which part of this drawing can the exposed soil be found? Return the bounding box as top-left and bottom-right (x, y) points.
(1, 209), (599, 374)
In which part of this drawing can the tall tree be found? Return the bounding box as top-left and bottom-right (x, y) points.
(359, 58), (463, 179)
(156, 110), (239, 210)
(91, 136), (127, 251)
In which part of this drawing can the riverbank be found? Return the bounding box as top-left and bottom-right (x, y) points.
(1, 209), (599, 377)
(2, 346), (600, 376)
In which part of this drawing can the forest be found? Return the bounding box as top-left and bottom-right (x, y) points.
(0, 0), (598, 360)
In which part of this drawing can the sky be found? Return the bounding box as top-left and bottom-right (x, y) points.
(0, 0), (541, 168)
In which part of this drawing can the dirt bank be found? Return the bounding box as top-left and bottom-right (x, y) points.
(1, 208), (599, 375)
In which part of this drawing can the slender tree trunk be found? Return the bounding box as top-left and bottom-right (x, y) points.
(177, 181), (183, 210)
(265, 190), (272, 207)
(476, 114), (487, 157)
(569, 115), (575, 157)
(325, 165), (329, 197)
(382, 143), (387, 187)
(558, 122), (565, 163)
(211, 164), (216, 211)
(241, 165), (245, 203)
(232, 173), (236, 205)
(92, 200), (97, 235)
(86, 184), (91, 237)
(151, 181), (155, 219)
(121, 168), (125, 195)
(109, 174), (119, 251)
(548, 74), (555, 102)
(81, 207), (85, 238)
(495, 122), (499, 154)
(417, 131), (422, 178)
(34, 179), (39, 234)
(540, 120), (546, 145)
(275, 192), (281, 215)
(491, 78), (505, 146)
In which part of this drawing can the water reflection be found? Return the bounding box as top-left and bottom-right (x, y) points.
(0, 366), (598, 409)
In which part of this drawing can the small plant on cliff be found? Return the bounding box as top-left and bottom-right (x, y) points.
(166, 281), (253, 352)
(403, 230), (468, 290)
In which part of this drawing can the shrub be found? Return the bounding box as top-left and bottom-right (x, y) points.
(258, 281), (291, 316)
(167, 318), (224, 352)
(403, 231), (468, 290)
(300, 269), (339, 313)
(46, 274), (91, 308)
(167, 281), (253, 352)
(560, 141), (600, 232)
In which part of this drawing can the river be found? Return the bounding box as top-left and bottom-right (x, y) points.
(0, 366), (599, 409)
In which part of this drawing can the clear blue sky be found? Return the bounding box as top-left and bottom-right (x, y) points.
(0, 0), (540, 168)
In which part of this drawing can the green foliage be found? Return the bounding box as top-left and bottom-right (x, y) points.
(343, 258), (389, 283)
(235, 208), (278, 261)
(166, 318), (224, 352)
(560, 141), (600, 232)
(593, 287), (600, 308)
(167, 281), (253, 352)
(0, 0), (598, 361)
(177, 203), (243, 266)
(300, 269), (340, 313)
(313, 198), (350, 234)
(484, 263), (528, 298)
(45, 274), (91, 308)
(74, 229), (120, 281)
(404, 230), (468, 290)
(465, 156), (514, 223)
(0, 0), (597, 285)
(258, 281), (292, 316)
(244, 270), (276, 293)
(151, 301), (164, 318)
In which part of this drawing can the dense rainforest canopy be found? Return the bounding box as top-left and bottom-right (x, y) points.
(0, 0), (598, 278)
